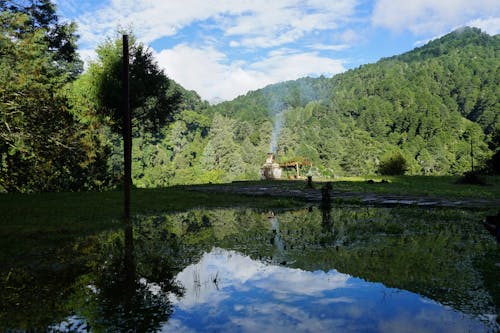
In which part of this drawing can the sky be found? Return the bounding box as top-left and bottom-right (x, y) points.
(55, 0), (500, 103)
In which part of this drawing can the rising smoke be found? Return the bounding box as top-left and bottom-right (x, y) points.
(266, 77), (325, 153)
(270, 111), (284, 153)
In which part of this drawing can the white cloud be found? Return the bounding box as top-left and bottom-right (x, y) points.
(78, 48), (97, 66)
(66, 0), (355, 101)
(309, 43), (350, 51)
(467, 17), (500, 35)
(162, 247), (488, 333)
(70, 0), (358, 49)
(372, 0), (500, 35)
(156, 45), (345, 102)
(414, 17), (500, 47)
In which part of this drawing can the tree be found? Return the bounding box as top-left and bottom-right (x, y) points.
(200, 114), (244, 182)
(1, 0), (83, 78)
(0, 2), (100, 192)
(79, 34), (181, 134)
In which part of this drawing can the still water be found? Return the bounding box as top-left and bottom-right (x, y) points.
(1, 206), (499, 332)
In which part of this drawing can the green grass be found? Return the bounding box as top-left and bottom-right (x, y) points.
(331, 175), (500, 199)
(225, 175), (500, 199)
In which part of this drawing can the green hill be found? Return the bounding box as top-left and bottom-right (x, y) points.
(200, 27), (499, 178)
(124, 27), (500, 186)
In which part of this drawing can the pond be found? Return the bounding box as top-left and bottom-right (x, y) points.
(1, 205), (499, 332)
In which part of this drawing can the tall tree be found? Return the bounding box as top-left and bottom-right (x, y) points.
(0, 1), (95, 192)
(77, 34), (181, 135)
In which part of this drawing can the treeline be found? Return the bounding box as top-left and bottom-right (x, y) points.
(1, 1), (499, 192)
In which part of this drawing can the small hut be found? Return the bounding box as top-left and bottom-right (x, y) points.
(261, 153), (282, 180)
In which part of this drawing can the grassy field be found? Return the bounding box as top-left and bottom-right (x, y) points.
(329, 175), (500, 199)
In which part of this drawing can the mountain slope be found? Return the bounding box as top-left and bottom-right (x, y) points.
(205, 27), (499, 177)
(131, 27), (499, 187)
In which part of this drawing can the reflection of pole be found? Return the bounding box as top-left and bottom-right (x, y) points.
(124, 223), (136, 282)
(123, 35), (131, 220)
(123, 223), (137, 315)
(321, 182), (332, 209)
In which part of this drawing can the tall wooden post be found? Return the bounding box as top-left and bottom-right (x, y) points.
(122, 35), (131, 220)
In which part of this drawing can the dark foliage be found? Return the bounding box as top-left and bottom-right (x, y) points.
(378, 152), (409, 175)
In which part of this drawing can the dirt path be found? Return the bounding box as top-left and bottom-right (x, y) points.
(190, 183), (500, 209)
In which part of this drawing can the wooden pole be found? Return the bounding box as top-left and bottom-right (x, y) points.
(122, 35), (131, 220)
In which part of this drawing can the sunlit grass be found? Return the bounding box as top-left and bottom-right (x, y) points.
(329, 175), (500, 199)
(222, 175), (500, 199)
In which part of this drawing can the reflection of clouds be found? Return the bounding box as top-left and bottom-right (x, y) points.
(172, 247), (349, 309)
(162, 248), (491, 333)
(314, 296), (354, 305)
(378, 309), (480, 333)
(159, 319), (196, 333)
(228, 302), (349, 333)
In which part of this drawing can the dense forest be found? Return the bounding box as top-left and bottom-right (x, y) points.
(212, 27), (500, 178)
(1, 0), (499, 192)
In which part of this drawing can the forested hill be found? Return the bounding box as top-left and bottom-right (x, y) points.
(204, 27), (499, 177)
(2, 3), (498, 193)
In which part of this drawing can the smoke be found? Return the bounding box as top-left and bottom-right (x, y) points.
(269, 111), (284, 153)
(266, 77), (325, 153)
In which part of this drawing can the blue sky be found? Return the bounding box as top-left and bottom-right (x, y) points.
(55, 0), (500, 103)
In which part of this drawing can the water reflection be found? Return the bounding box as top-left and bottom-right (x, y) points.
(52, 223), (184, 332)
(165, 248), (487, 333)
(1, 206), (499, 332)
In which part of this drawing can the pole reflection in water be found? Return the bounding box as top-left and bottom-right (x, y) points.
(58, 222), (184, 332)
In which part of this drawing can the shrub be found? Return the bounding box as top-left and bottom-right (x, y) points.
(378, 152), (408, 175)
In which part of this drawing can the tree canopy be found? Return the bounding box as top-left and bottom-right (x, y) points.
(73, 34), (181, 134)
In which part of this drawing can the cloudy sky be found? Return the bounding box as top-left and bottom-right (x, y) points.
(55, 0), (500, 103)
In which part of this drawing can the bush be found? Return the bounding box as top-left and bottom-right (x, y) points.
(378, 152), (408, 175)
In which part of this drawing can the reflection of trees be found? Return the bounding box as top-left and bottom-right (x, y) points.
(70, 222), (184, 332)
(162, 207), (498, 321)
(0, 238), (95, 330)
(1, 207), (497, 330)
(274, 207), (498, 319)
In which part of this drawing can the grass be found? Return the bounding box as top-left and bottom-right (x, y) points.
(331, 175), (500, 199)
(212, 175), (500, 199)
